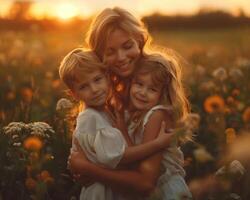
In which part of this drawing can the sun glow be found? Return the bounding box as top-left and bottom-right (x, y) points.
(55, 3), (78, 20)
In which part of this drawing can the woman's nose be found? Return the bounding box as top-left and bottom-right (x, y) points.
(90, 83), (98, 93)
(117, 50), (126, 62)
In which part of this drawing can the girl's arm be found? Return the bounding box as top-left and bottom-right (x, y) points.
(69, 110), (172, 194)
(111, 108), (172, 165)
(119, 120), (172, 164)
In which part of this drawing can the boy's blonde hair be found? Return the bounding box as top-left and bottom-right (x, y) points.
(59, 48), (106, 90)
(85, 7), (150, 59)
(134, 53), (190, 121)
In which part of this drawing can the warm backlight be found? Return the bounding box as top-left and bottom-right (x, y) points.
(55, 3), (78, 20)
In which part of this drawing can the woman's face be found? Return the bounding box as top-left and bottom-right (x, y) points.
(103, 29), (141, 78)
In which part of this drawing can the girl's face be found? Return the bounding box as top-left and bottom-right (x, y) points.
(103, 29), (141, 78)
(73, 70), (109, 109)
(130, 72), (162, 111)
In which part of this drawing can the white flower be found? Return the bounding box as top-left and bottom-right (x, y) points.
(215, 160), (245, 177)
(3, 122), (28, 135)
(236, 57), (250, 67)
(28, 122), (55, 138)
(56, 98), (74, 112)
(196, 65), (206, 77)
(184, 113), (201, 131)
(212, 67), (227, 81)
(228, 68), (243, 82)
(13, 142), (22, 147)
(199, 81), (216, 92)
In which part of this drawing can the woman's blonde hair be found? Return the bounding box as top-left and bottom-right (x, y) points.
(85, 7), (150, 59)
(59, 48), (106, 90)
(134, 52), (190, 121)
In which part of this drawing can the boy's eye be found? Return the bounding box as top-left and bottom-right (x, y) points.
(149, 88), (158, 92)
(79, 84), (87, 90)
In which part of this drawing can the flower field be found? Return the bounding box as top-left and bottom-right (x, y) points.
(0, 27), (250, 200)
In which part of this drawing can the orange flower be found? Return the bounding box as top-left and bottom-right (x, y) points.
(204, 95), (225, 113)
(23, 136), (43, 151)
(25, 177), (37, 190)
(21, 87), (33, 103)
(40, 170), (50, 181)
(242, 107), (250, 123)
(40, 170), (54, 185)
(225, 128), (236, 144)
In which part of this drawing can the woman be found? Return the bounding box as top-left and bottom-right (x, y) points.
(68, 7), (190, 199)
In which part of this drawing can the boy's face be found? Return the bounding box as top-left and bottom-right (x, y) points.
(130, 72), (162, 111)
(72, 70), (109, 108)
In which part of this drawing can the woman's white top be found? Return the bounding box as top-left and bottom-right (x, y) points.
(72, 108), (127, 200)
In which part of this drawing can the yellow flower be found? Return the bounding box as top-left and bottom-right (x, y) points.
(23, 136), (43, 151)
(193, 147), (214, 163)
(225, 128), (236, 144)
(25, 177), (37, 190)
(242, 107), (250, 123)
(204, 95), (225, 113)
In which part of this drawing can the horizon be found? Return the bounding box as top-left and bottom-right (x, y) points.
(0, 0), (250, 20)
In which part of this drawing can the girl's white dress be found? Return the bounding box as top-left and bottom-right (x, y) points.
(127, 105), (192, 200)
(72, 108), (127, 200)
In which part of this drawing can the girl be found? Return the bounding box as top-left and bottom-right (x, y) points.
(69, 7), (191, 199)
(127, 53), (192, 199)
(59, 48), (173, 200)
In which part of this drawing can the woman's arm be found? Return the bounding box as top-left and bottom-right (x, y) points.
(69, 110), (172, 195)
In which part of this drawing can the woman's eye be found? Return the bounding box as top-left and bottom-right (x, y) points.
(124, 43), (133, 49)
(95, 76), (103, 82)
(135, 82), (143, 86)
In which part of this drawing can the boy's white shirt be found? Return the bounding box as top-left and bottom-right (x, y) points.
(73, 107), (127, 169)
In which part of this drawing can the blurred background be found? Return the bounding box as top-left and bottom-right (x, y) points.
(0, 0), (250, 200)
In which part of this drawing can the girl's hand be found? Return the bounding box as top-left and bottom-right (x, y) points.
(155, 121), (174, 148)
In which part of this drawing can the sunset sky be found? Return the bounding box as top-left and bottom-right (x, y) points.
(1, 0), (250, 19)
